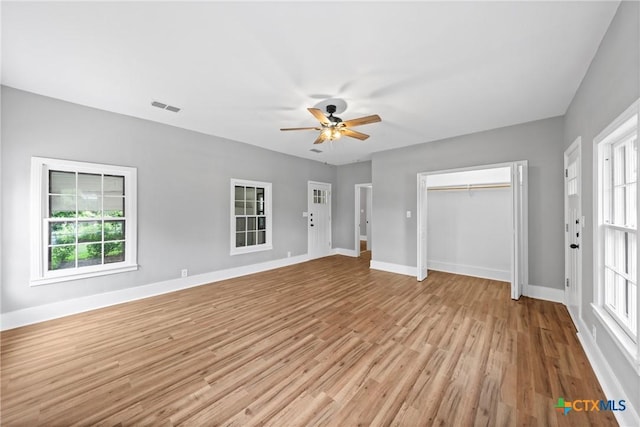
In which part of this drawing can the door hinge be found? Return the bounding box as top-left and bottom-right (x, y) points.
(565, 223), (568, 232)
(565, 169), (568, 178)
(566, 278), (570, 287)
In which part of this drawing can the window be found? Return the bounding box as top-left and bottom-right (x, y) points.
(313, 188), (328, 204)
(31, 157), (137, 285)
(230, 179), (272, 255)
(596, 100), (639, 344)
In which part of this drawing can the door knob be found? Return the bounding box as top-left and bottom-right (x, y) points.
(570, 244), (579, 249)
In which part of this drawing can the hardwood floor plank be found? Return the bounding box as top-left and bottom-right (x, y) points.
(0, 256), (617, 426)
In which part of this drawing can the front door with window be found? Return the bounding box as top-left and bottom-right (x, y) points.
(565, 139), (582, 320)
(308, 182), (331, 259)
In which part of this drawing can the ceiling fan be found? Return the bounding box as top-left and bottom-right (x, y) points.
(280, 104), (381, 144)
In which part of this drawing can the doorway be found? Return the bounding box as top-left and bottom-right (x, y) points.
(564, 137), (582, 322)
(308, 181), (332, 259)
(417, 161), (528, 300)
(354, 183), (372, 258)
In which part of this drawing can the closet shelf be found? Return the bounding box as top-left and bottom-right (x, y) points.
(427, 183), (511, 191)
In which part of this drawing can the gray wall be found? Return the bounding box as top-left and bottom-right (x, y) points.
(334, 161), (372, 250)
(371, 116), (565, 289)
(1, 87), (336, 312)
(562, 0), (639, 412)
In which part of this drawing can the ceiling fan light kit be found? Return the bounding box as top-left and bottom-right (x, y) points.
(281, 104), (381, 145)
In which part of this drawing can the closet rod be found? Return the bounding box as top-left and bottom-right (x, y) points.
(427, 183), (511, 191)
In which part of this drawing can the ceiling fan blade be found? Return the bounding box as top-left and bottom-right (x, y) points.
(342, 114), (381, 128)
(342, 128), (370, 141)
(308, 108), (331, 125)
(313, 133), (327, 144)
(280, 127), (321, 131)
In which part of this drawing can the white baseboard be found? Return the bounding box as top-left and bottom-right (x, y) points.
(427, 260), (510, 282)
(334, 248), (358, 257)
(359, 235), (367, 241)
(574, 317), (640, 427)
(1, 254), (311, 331)
(524, 283), (564, 303)
(369, 260), (415, 277)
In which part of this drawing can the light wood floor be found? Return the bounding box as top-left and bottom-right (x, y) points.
(1, 255), (616, 426)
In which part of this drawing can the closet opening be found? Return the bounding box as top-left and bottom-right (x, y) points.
(417, 161), (528, 299)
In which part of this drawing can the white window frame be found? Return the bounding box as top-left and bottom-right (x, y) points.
(30, 157), (138, 285)
(593, 99), (639, 369)
(230, 178), (272, 255)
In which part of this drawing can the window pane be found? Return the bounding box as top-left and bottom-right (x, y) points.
(235, 186), (245, 201)
(78, 194), (101, 218)
(49, 171), (76, 195)
(105, 241), (125, 264)
(248, 217), (256, 231)
(49, 245), (76, 271)
(246, 187), (255, 202)
(104, 197), (124, 217)
(246, 200), (256, 215)
(104, 175), (124, 196)
(50, 195), (76, 218)
(257, 216), (266, 230)
(78, 173), (101, 193)
(247, 231), (256, 246)
(78, 242), (102, 267)
(258, 230), (266, 245)
(104, 220), (125, 241)
(236, 217), (246, 232)
(257, 188), (265, 215)
(235, 201), (245, 215)
(236, 232), (246, 247)
(49, 222), (76, 245)
(78, 221), (102, 243)
(627, 182), (637, 228)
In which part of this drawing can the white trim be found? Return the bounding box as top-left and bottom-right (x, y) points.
(427, 260), (510, 282)
(524, 284), (564, 303)
(574, 315), (640, 427)
(1, 253), (311, 331)
(334, 248), (357, 257)
(370, 260), (415, 277)
(359, 235), (367, 241)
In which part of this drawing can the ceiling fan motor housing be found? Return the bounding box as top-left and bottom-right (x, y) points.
(326, 104), (342, 125)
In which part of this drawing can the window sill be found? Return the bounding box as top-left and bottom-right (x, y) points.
(30, 264), (138, 286)
(591, 303), (639, 375)
(230, 244), (273, 256)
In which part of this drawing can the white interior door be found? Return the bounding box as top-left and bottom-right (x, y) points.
(565, 139), (582, 319)
(308, 181), (332, 259)
(366, 187), (372, 251)
(417, 175), (428, 281)
(511, 161), (528, 300)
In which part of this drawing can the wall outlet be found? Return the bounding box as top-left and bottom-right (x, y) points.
(287, 251), (291, 258)
(181, 269), (188, 278)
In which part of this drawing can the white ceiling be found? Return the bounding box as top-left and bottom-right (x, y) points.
(2, 1), (619, 165)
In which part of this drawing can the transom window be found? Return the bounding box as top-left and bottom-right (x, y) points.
(31, 157), (138, 285)
(596, 104), (638, 342)
(230, 179), (272, 255)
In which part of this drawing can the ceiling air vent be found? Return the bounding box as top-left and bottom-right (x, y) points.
(151, 100), (181, 113)
(310, 148), (322, 153)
